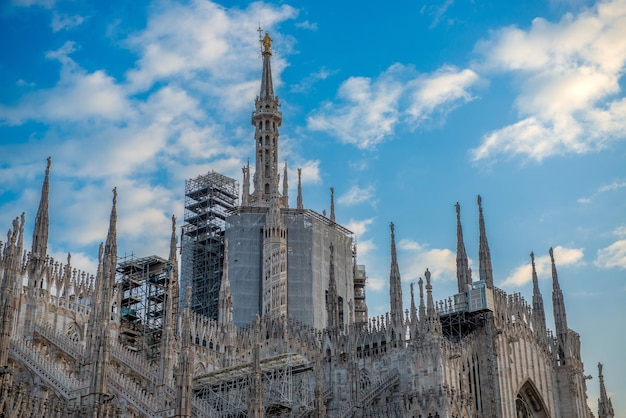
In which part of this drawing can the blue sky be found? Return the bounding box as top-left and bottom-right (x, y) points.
(1, 0), (624, 414)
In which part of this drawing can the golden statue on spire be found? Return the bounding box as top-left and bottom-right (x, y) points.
(262, 32), (272, 53)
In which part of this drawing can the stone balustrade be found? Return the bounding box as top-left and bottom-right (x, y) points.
(35, 322), (85, 358)
(109, 339), (159, 381)
(108, 368), (164, 417)
(360, 368), (400, 405)
(9, 338), (84, 400)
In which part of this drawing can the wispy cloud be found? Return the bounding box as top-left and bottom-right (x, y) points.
(337, 185), (376, 206)
(12, 0), (56, 7)
(501, 246), (585, 287)
(51, 13), (85, 32)
(577, 179), (626, 203)
(291, 67), (337, 93)
(295, 20), (317, 30)
(472, 0), (626, 162)
(308, 63), (477, 149)
(613, 225), (626, 237)
(421, 0), (455, 29)
(595, 240), (626, 269)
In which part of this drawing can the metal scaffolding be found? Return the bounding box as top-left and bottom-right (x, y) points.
(117, 255), (171, 360)
(353, 262), (368, 327)
(182, 171), (239, 320)
(194, 354), (314, 417)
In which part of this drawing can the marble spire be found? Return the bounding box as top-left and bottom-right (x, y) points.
(477, 195), (494, 288)
(389, 223), (403, 325)
(455, 203), (472, 293)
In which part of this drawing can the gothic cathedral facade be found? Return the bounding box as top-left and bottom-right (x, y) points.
(0, 33), (615, 418)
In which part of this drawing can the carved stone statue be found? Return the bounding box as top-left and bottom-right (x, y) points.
(262, 32), (272, 53)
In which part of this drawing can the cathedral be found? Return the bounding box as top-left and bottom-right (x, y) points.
(0, 33), (616, 418)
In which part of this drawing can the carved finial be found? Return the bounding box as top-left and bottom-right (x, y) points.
(296, 168), (303, 210)
(425, 268), (431, 286)
(597, 362), (615, 418)
(530, 250), (546, 332)
(330, 187), (335, 222)
(549, 247), (560, 288)
(549, 247), (554, 261)
(169, 215), (177, 263)
(282, 161), (289, 207)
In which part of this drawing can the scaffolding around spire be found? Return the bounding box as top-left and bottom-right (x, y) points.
(181, 171), (239, 321)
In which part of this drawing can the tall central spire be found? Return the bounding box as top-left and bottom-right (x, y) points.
(260, 32), (274, 99)
(250, 30), (283, 206)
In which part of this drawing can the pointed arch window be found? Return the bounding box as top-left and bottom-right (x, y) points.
(359, 369), (371, 391)
(516, 397), (531, 418)
(516, 380), (549, 418)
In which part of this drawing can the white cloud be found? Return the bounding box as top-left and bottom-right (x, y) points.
(595, 240), (626, 269)
(124, 0), (297, 99)
(295, 20), (318, 30)
(51, 13), (85, 32)
(337, 185), (375, 206)
(307, 66), (403, 149)
(472, 0), (626, 162)
(613, 225), (626, 237)
(356, 238), (376, 261)
(367, 276), (385, 292)
(307, 63), (477, 149)
(406, 66), (478, 123)
(345, 218), (375, 237)
(49, 249), (98, 278)
(501, 246), (585, 287)
(398, 239), (458, 283)
(298, 160), (321, 184)
(0, 42), (132, 125)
